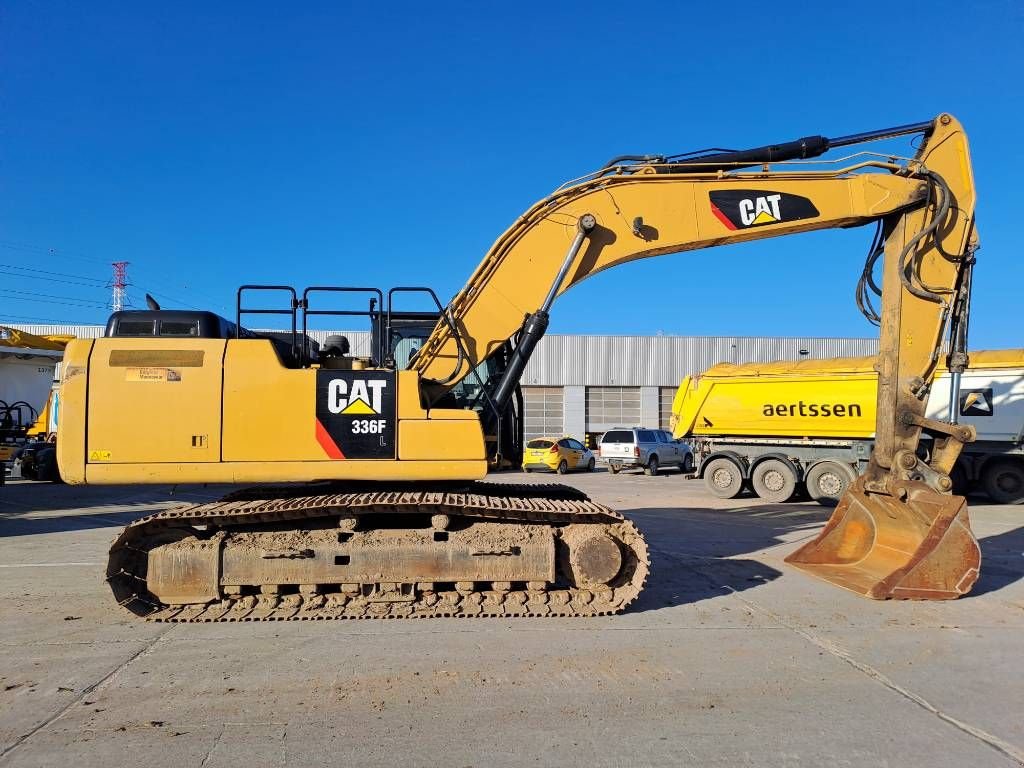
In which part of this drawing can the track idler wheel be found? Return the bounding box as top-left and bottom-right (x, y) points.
(560, 526), (624, 588)
(784, 476), (981, 600)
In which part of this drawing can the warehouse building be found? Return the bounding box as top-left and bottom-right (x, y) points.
(9, 324), (878, 443)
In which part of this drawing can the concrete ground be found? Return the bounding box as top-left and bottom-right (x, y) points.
(0, 471), (1021, 768)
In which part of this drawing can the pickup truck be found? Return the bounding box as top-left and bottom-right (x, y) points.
(599, 428), (694, 476)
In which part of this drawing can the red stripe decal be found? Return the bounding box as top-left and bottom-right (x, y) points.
(315, 419), (346, 460)
(710, 202), (737, 230)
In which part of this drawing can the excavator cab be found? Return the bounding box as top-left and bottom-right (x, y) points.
(370, 307), (524, 468)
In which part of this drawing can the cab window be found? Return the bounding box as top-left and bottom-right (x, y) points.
(115, 319), (157, 335)
(159, 320), (200, 336)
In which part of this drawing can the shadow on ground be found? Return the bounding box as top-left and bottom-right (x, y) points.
(971, 524), (1024, 596)
(625, 504), (831, 612)
(0, 482), (233, 537)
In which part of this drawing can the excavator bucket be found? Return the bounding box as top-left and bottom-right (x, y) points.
(785, 476), (981, 599)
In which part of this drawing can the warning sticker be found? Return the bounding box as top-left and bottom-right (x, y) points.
(125, 367), (182, 382)
(89, 450), (112, 462)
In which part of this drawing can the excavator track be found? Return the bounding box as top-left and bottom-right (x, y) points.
(107, 482), (649, 621)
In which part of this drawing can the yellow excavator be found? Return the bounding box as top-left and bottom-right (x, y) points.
(59, 113), (980, 620)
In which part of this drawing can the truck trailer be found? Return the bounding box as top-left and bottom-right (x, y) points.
(671, 350), (1024, 504)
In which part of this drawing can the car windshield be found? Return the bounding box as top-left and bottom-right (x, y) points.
(602, 430), (634, 443)
(526, 439), (553, 449)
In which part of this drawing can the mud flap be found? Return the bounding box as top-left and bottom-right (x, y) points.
(784, 477), (981, 600)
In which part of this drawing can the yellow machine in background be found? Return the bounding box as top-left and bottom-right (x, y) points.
(672, 350), (1024, 504)
(62, 114), (982, 620)
(0, 326), (69, 466)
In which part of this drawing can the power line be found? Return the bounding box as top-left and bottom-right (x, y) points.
(0, 240), (109, 265)
(0, 289), (109, 308)
(132, 287), (202, 310)
(0, 299), (107, 311)
(0, 314), (102, 325)
(0, 268), (109, 289)
(0, 261), (106, 284)
(1, 239), (231, 312)
(131, 271), (228, 311)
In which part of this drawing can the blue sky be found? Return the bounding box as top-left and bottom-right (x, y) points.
(1, 1), (1021, 347)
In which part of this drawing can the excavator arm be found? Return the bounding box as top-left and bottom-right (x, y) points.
(414, 113), (980, 600)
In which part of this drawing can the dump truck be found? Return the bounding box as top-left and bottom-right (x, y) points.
(671, 350), (1024, 504)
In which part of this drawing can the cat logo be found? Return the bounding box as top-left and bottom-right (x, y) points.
(959, 388), (993, 417)
(315, 370), (396, 460)
(709, 189), (820, 230)
(739, 194), (782, 226)
(327, 378), (387, 415)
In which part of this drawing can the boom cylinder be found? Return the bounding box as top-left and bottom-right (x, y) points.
(490, 214), (596, 414)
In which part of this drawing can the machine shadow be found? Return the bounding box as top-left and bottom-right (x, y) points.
(622, 504), (832, 612)
(969, 524), (1024, 596)
(0, 483), (235, 537)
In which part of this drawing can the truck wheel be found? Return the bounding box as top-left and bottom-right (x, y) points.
(752, 459), (797, 503)
(981, 459), (1024, 504)
(557, 460), (568, 475)
(644, 456), (659, 476)
(703, 458), (743, 499)
(806, 461), (855, 505)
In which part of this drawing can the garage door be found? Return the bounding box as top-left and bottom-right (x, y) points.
(586, 387), (641, 433)
(660, 387), (676, 430)
(523, 386), (564, 440)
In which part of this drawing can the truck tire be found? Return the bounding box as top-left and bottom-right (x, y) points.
(751, 459), (797, 503)
(805, 461), (855, 506)
(981, 459), (1024, 504)
(644, 456), (659, 476)
(704, 458), (743, 499)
